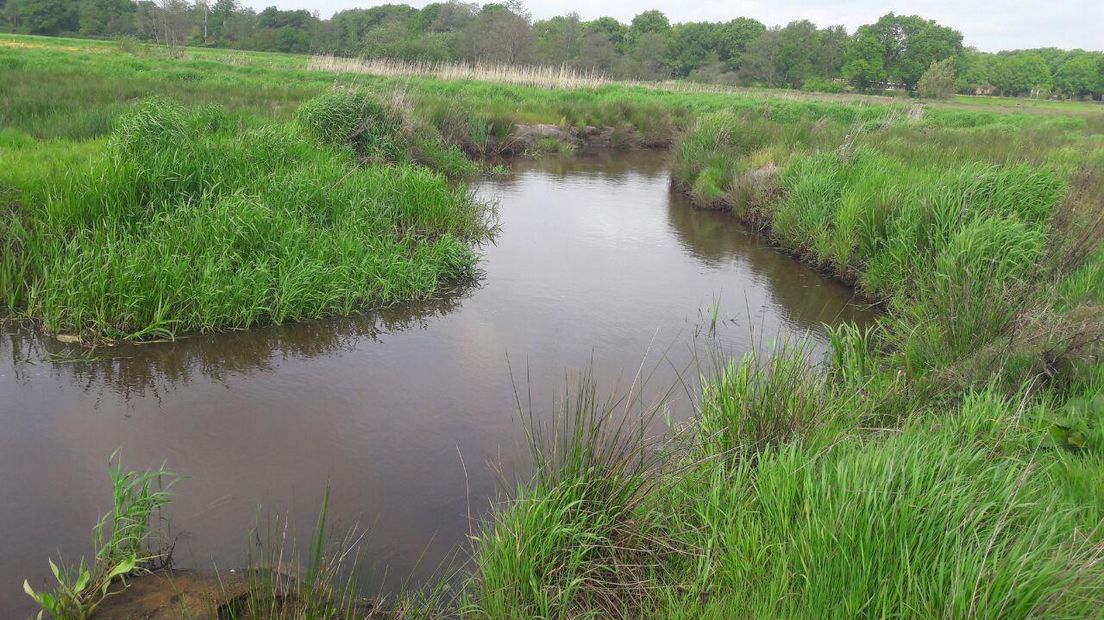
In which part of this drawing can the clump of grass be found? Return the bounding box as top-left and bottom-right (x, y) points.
(297, 88), (478, 177)
(8, 96), (487, 340)
(24, 454), (177, 620)
(661, 387), (1104, 618)
(700, 340), (841, 461)
(465, 369), (676, 617)
(230, 486), (385, 620)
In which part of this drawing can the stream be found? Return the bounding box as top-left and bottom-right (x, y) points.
(0, 151), (874, 615)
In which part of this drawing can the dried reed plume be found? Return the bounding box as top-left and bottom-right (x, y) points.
(308, 55), (609, 90)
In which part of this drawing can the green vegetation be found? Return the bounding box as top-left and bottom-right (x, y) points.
(463, 102), (1104, 615)
(24, 455), (176, 619)
(464, 76), (1104, 618)
(8, 35), (1104, 619)
(2, 1), (1102, 98)
(1, 51), (488, 339)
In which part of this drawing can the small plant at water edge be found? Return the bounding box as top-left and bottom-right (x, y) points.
(24, 454), (177, 620)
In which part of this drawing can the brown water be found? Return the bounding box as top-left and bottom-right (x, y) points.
(0, 151), (873, 615)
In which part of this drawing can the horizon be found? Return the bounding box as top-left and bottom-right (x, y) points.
(239, 0), (1103, 53)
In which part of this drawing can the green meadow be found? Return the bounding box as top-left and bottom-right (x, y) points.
(3, 33), (1104, 619)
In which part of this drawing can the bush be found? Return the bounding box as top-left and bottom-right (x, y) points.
(918, 58), (957, 99)
(296, 89), (402, 163)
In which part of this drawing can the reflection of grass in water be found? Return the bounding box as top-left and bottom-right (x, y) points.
(4, 287), (473, 398)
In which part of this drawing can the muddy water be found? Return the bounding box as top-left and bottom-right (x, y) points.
(0, 151), (873, 615)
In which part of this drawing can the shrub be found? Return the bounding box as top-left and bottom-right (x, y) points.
(918, 58), (957, 99)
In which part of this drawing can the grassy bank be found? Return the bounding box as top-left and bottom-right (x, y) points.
(1, 91), (485, 340)
(462, 82), (1103, 618)
(6, 33), (1104, 619)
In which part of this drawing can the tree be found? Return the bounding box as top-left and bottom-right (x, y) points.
(205, 0), (237, 45)
(990, 52), (1051, 96)
(427, 1), (475, 33)
(1054, 53), (1103, 99)
(627, 9), (668, 46)
(78, 0), (135, 36)
(664, 21), (720, 77)
(846, 13), (962, 90)
(739, 28), (779, 86)
(955, 48), (993, 93)
(531, 14), (583, 67)
(814, 25), (849, 78)
(7, 0), (79, 35)
(843, 27), (888, 90)
(155, 0), (193, 49)
(460, 2), (531, 63)
(917, 57), (956, 98)
(741, 20), (844, 89)
(585, 16), (626, 50)
(715, 17), (765, 70)
(577, 30), (616, 72)
(616, 30), (666, 79)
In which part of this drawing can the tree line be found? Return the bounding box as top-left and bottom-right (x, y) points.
(3, 0), (1102, 99)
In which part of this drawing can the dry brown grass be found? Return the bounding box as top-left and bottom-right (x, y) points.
(308, 56), (610, 90)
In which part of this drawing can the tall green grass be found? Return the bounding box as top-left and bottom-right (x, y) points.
(465, 370), (673, 617)
(465, 353), (1104, 617)
(3, 95), (488, 340)
(462, 79), (1104, 618)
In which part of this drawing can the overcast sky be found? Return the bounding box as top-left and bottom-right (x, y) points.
(239, 0), (1102, 52)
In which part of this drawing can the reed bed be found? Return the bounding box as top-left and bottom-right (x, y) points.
(309, 55), (610, 91)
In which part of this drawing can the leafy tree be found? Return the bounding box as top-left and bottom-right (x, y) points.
(78, 0), (134, 36)
(627, 9), (668, 46)
(842, 28), (887, 90)
(630, 9), (668, 33)
(991, 52), (1052, 96)
(577, 30), (616, 71)
(917, 57), (956, 98)
(256, 6), (314, 30)
(616, 30), (666, 79)
(460, 2), (531, 63)
(585, 16), (626, 50)
(739, 28), (779, 86)
(715, 17), (765, 69)
(532, 14), (584, 67)
(7, 0), (79, 34)
(742, 20), (845, 89)
(273, 24), (309, 52)
(955, 48), (992, 92)
(155, 0), (192, 48)
(426, 1), (474, 33)
(814, 25), (849, 78)
(846, 13), (962, 90)
(1054, 53), (1103, 98)
(665, 21), (720, 76)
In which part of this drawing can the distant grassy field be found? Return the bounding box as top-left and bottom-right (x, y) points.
(4, 33), (1104, 619)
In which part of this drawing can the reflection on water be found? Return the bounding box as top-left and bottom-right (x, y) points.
(3, 294), (470, 403)
(0, 151), (874, 615)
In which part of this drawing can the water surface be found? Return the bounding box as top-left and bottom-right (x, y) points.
(0, 151), (872, 615)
